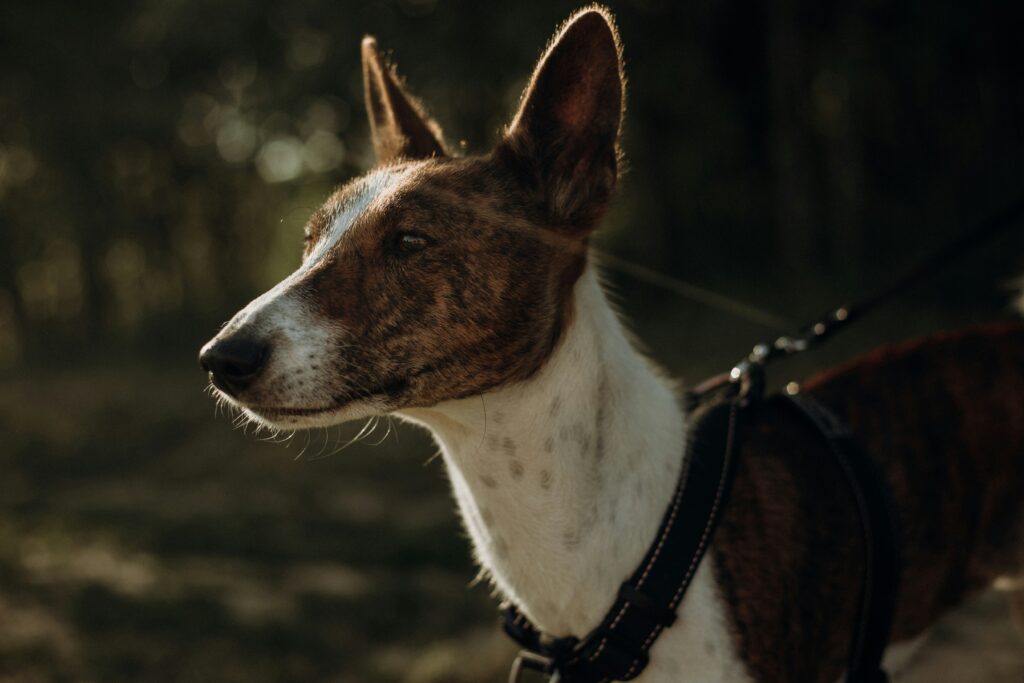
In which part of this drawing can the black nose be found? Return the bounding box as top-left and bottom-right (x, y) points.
(199, 337), (269, 396)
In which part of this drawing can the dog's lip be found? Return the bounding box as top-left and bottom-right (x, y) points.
(244, 376), (412, 418)
(249, 403), (347, 418)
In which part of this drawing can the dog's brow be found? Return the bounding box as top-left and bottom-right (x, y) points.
(308, 204), (333, 238)
(307, 169), (403, 262)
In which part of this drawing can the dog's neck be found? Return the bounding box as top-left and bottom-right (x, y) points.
(401, 267), (687, 635)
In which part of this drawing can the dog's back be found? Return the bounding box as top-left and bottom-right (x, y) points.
(809, 322), (1024, 601)
(711, 322), (1024, 682)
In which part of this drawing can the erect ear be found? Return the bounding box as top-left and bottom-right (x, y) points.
(498, 7), (624, 230)
(361, 36), (447, 163)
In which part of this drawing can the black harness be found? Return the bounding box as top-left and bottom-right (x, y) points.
(503, 390), (746, 682)
(502, 363), (902, 683)
(500, 191), (1024, 682)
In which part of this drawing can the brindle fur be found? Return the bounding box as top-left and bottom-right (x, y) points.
(201, 7), (1024, 679)
(294, 157), (587, 409)
(712, 323), (1024, 682)
(247, 9), (621, 415)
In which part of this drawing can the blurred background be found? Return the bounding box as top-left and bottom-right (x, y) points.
(1, 1), (1024, 681)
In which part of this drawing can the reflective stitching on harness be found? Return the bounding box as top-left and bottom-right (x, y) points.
(582, 439), (691, 666)
(621, 404), (740, 679)
(583, 402), (740, 678)
(669, 403), (737, 605)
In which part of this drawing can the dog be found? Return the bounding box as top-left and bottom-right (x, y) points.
(199, 7), (1024, 681)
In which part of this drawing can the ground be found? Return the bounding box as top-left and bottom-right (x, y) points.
(0, 362), (1020, 682)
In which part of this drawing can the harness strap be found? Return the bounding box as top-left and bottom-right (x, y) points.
(494, 187), (1024, 681)
(503, 392), (747, 682)
(502, 383), (903, 683)
(780, 393), (903, 683)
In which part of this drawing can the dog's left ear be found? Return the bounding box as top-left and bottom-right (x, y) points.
(362, 36), (447, 163)
(498, 7), (624, 231)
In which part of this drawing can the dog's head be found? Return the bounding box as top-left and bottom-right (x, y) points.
(199, 8), (624, 429)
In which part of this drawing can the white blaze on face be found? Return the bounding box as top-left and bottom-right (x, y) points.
(303, 168), (404, 270)
(215, 168), (407, 414)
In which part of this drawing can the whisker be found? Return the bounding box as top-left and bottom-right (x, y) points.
(363, 415), (384, 445)
(295, 430), (313, 461)
(312, 416), (375, 460)
(368, 417), (394, 447)
(422, 448), (443, 466)
(389, 416), (400, 445)
(312, 427), (331, 459)
(468, 394), (489, 460)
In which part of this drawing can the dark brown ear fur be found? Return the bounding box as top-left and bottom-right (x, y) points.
(361, 36), (447, 163)
(497, 6), (625, 232)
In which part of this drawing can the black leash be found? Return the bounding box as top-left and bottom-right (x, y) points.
(501, 192), (1024, 683)
(723, 190), (1024, 387)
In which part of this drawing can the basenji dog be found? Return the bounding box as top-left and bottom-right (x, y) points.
(200, 7), (1024, 681)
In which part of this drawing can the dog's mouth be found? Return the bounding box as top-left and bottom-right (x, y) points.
(243, 376), (412, 420)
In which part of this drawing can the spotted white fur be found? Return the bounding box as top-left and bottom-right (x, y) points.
(401, 268), (752, 682)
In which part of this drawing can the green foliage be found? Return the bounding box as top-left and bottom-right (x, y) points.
(1, 0), (1023, 367)
(1, 2), (1023, 680)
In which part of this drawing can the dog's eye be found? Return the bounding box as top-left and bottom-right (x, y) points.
(394, 231), (431, 254)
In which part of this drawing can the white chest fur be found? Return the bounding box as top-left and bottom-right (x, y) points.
(400, 267), (751, 682)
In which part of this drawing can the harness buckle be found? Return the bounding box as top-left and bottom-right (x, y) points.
(509, 651), (559, 683)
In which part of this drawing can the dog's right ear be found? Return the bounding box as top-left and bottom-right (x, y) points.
(361, 37), (447, 163)
(497, 7), (624, 231)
